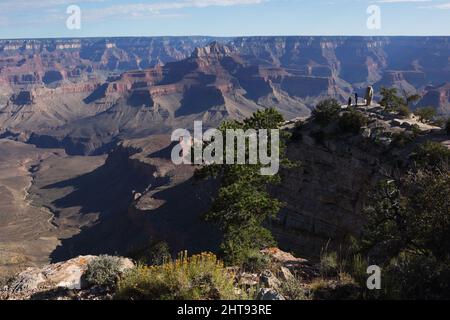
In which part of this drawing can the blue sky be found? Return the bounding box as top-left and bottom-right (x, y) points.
(0, 0), (449, 39)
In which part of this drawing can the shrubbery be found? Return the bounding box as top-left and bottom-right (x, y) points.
(359, 168), (450, 299)
(116, 252), (242, 300)
(380, 87), (406, 111)
(278, 276), (307, 300)
(412, 141), (450, 170)
(338, 109), (368, 134)
(83, 255), (124, 288)
(415, 107), (436, 123)
(195, 108), (293, 266)
(241, 249), (271, 273)
(129, 240), (171, 266)
(397, 105), (411, 118)
(312, 98), (341, 126)
(319, 250), (339, 277)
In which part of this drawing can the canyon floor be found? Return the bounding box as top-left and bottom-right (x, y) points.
(0, 140), (107, 282)
(0, 135), (219, 284)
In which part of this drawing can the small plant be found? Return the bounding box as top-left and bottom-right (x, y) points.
(309, 275), (360, 300)
(412, 141), (450, 170)
(319, 250), (339, 277)
(411, 124), (421, 137)
(338, 109), (368, 134)
(397, 105), (411, 118)
(432, 118), (445, 128)
(130, 240), (172, 266)
(312, 98), (341, 126)
(241, 250), (271, 273)
(380, 87), (406, 111)
(279, 276), (308, 300)
(391, 131), (414, 148)
(415, 107), (436, 123)
(116, 252), (242, 300)
(83, 255), (124, 288)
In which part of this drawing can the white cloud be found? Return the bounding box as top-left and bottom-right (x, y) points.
(85, 0), (266, 20)
(0, 0), (105, 12)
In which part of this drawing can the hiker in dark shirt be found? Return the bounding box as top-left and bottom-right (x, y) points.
(348, 97), (352, 107)
(354, 93), (358, 106)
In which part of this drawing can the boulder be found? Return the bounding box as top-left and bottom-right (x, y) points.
(8, 256), (134, 294)
(278, 266), (295, 282)
(260, 271), (280, 289)
(256, 288), (285, 300)
(239, 273), (259, 287)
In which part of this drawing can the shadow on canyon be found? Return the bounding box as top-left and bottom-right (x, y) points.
(45, 151), (220, 263)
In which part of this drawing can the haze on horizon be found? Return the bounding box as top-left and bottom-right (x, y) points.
(0, 0), (449, 39)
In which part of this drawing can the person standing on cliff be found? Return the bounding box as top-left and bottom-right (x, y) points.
(354, 93), (358, 107)
(348, 96), (352, 108)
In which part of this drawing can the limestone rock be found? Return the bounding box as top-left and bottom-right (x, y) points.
(239, 273), (259, 287)
(278, 266), (295, 281)
(256, 288), (285, 300)
(8, 256), (134, 294)
(260, 271), (281, 289)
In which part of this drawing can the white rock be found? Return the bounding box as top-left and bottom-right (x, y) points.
(256, 288), (285, 300)
(9, 255), (134, 293)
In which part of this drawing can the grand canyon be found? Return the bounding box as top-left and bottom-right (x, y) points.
(1, 36), (450, 300)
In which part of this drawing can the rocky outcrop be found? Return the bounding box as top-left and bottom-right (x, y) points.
(1, 256), (133, 300)
(2, 36), (450, 157)
(272, 105), (443, 256)
(418, 82), (450, 116)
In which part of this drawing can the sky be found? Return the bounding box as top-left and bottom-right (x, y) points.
(0, 0), (449, 39)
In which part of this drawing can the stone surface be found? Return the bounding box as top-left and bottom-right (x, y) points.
(256, 288), (286, 300)
(7, 256), (133, 294)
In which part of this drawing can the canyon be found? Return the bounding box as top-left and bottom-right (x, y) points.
(0, 36), (449, 281)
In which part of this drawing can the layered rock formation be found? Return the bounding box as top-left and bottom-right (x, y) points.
(417, 82), (450, 116)
(1, 36), (449, 156)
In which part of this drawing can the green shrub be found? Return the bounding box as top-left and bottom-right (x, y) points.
(383, 252), (450, 299)
(279, 277), (308, 300)
(130, 240), (171, 266)
(338, 109), (368, 134)
(241, 250), (271, 273)
(432, 118), (445, 128)
(361, 170), (450, 299)
(411, 124), (421, 137)
(220, 225), (276, 267)
(380, 87), (406, 111)
(345, 254), (369, 289)
(83, 255), (123, 288)
(412, 141), (450, 170)
(391, 131), (414, 148)
(312, 99), (341, 126)
(116, 252), (241, 300)
(309, 276), (360, 300)
(319, 250), (339, 277)
(415, 107), (436, 123)
(397, 105), (411, 118)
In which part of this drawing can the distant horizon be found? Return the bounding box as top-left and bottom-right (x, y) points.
(2, 34), (450, 41)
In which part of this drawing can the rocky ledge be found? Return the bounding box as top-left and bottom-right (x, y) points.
(0, 256), (133, 300)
